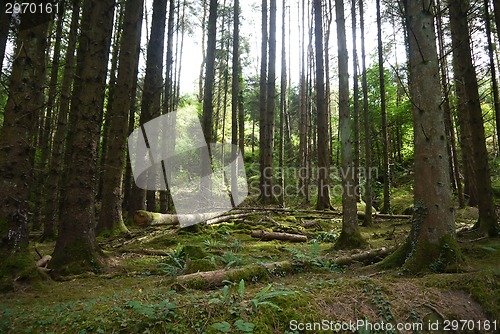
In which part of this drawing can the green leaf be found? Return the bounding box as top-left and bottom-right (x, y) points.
(234, 319), (255, 333)
(211, 321), (232, 333)
(238, 279), (245, 297)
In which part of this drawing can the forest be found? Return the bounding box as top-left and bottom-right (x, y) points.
(0, 0), (499, 332)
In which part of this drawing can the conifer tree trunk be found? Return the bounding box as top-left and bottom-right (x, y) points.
(128, 0), (168, 215)
(97, 0), (143, 235)
(359, 0), (372, 226)
(298, 0), (310, 202)
(0, 2), (51, 289)
(334, 0), (365, 249)
(376, 0), (391, 214)
(314, 0), (332, 210)
(43, 0), (81, 240)
(383, 0), (460, 273)
(449, 0), (499, 236)
(351, 0), (360, 204)
(485, 0), (500, 156)
(33, 2), (66, 232)
(435, 0), (464, 208)
(232, 0), (241, 205)
(51, 0), (115, 274)
(279, 0), (287, 207)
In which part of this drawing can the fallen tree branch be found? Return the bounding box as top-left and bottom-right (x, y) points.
(332, 247), (395, 265)
(251, 230), (308, 242)
(174, 247), (395, 289)
(134, 210), (265, 227)
(357, 212), (411, 220)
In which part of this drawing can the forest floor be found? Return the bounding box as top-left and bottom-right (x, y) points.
(1, 196), (499, 333)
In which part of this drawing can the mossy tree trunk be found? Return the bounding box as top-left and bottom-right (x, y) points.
(334, 0), (365, 249)
(0, 5), (51, 289)
(382, 0), (460, 273)
(51, 0), (116, 275)
(97, 0), (144, 236)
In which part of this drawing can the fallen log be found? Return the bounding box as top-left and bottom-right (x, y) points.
(174, 247), (395, 289)
(134, 210), (264, 227)
(333, 247), (395, 265)
(357, 212), (411, 220)
(175, 261), (292, 289)
(251, 230), (308, 242)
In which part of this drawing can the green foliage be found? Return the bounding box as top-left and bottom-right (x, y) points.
(159, 243), (187, 276)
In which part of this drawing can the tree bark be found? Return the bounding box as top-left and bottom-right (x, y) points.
(383, 0), (460, 273)
(351, 0), (361, 204)
(314, 0), (332, 210)
(435, 0), (465, 208)
(200, 0), (218, 197)
(232, 0), (241, 206)
(359, 0), (373, 227)
(128, 0), (168, 216)
(42, 0), (81, 241)
(485, 0), (500, 157)
(449, 0), (499, 236)
(251, 230), (308, 242)
(97, 0), (144, 235)
(0, 2), (51, 289)
(376, 0), (391, 214)
(51, 0), (115, 275)
(334, 0), (365, 249)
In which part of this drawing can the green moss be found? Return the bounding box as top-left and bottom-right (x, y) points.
(377, 239), (412, 269)
(184, 277), (208, 289)
(50, 241), (104, 276)
(185, 259), (217, 274)
(0, 249), (43, 292)
(183, 245), (207, 260)
(226, 265), (268, 283)
(332, 229), (368, 250)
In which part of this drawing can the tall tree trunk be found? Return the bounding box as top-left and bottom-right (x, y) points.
(33, 2), (66, 232)
(128, 0), (168, 216)
(278, 0), (287, 207)
(261, 0), (277, 204)
(298, 0), (309, 201)
(97, 0), (144, 235)
(200, 0), (218, 196)
(0, 3), (51, 289)
(435, 0), (465, 208)
(198, 0), (207, 104)
(159, 0), (176, 214)
(232, 0), (241, 205)
(376, 0), (390, 214)
(485, 0), (500, 156)
(449, 0), (499, 236)
(359, 0), (372, 226)
(97, 2), (125, 203)
(334, 0), (365, 249)
(43, 0), (81, 241)
(51, 0), (115, 275)
(314, 0), (332, 210)
(259, 0), (269, 203)
(351, 0), (360, 204)
(383, 0), (460, 273)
